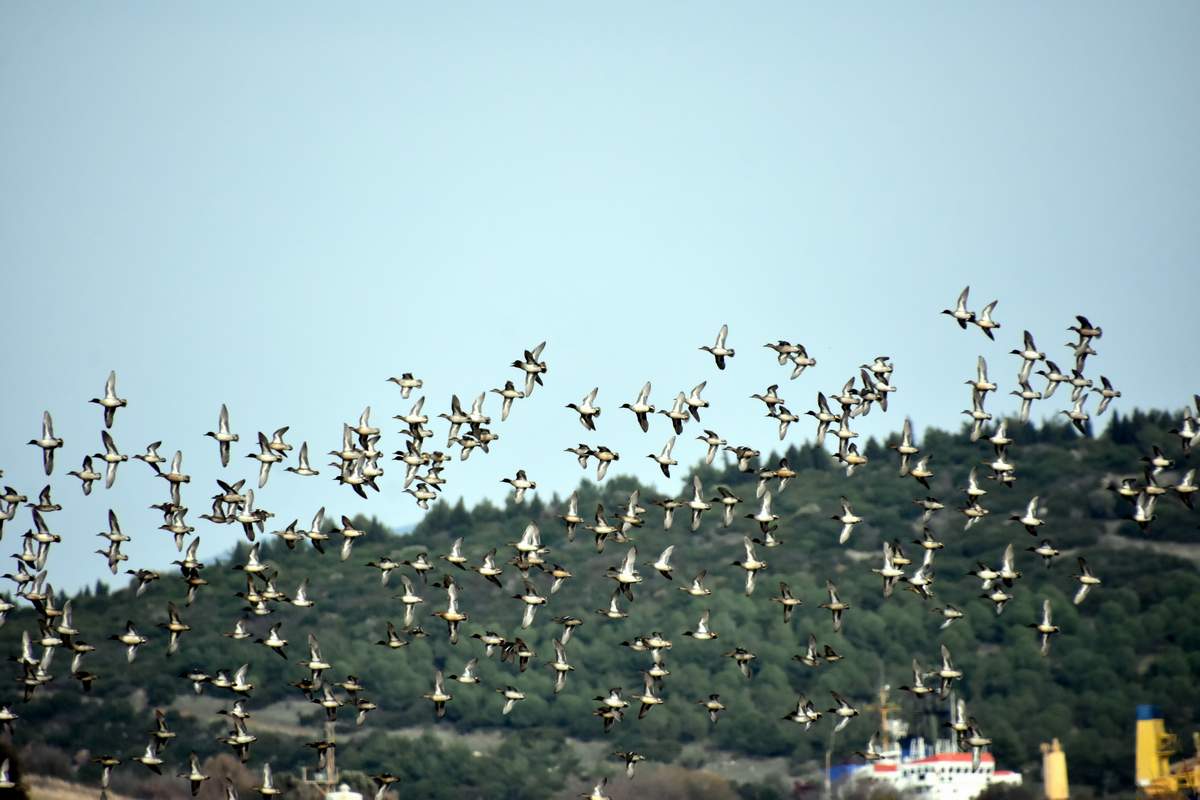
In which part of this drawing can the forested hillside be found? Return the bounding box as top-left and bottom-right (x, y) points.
(3, 408), (1197, 799)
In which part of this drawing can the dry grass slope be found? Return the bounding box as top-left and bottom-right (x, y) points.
(28, 774), (138, 800)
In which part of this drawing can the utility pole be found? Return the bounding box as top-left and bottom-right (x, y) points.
(825, 727), (838, 800)
(324, 718), (337, 794)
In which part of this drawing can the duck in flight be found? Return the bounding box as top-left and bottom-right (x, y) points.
(490, 380), (525, 421)
(819, 581), (850, 633)
(501, 470), (536, 503)
(90, 370), (128, 429)
(648, 435), (678, 477)
(700, 324), (735, 369)
(972, 299), (1001, 339)
(387, 372), (423, 398)
(1073, 557), (1101, 604)
(566, 387), (601, 431)
(620, 382), (655, 432)
(423, 670), (452, 719)
(942, 286), (975, 329)
(205, 404), (239, 467)
(1029, 598), (1060, 655)
(68, 456), (102, 495)
(732, 537), (767, 596)
(659, 392), (691, 435)
(511, 341), (548, 397)
(828, 691), (860, 732)
(28, 411), (63, 476)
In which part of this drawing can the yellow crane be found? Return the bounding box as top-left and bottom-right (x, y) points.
(1136, 705), (1200, 799)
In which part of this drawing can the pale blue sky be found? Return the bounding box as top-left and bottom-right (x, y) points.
(2, 3), (1198, 592)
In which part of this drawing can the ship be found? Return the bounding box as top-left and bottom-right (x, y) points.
(837, 687), (1022, 800)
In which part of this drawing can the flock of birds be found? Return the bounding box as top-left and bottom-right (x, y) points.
(2, 286), (1198, 800)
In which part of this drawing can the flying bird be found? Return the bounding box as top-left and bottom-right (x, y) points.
(205, 404), (239, 467)
(700, 324), (735, 369)
(941, 286), (975, 328)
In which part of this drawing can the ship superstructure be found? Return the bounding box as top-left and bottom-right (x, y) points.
(840, 688), (1022, 800)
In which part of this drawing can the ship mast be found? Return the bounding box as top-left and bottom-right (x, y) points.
(866, 684), (900, 750)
